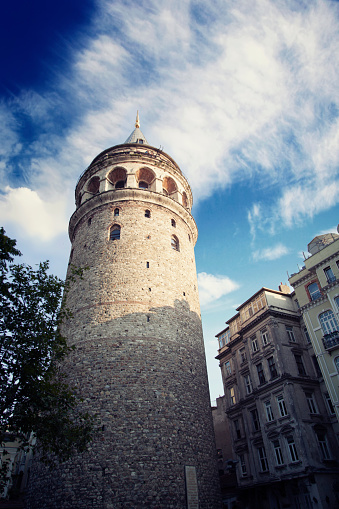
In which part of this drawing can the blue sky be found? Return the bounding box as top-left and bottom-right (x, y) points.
(1, 0), (339, 402)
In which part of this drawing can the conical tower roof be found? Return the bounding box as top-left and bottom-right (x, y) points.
(124, 111), (148, 144)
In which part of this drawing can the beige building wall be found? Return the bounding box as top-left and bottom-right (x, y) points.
(289, 234), (339, 436)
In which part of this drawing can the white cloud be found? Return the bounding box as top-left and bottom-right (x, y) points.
(197, 272), (239, 307)
(252, 243), (290, 262)
(0, 187), (69, 242)
(1, 0), (339, 242)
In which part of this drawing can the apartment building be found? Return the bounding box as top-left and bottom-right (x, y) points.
(216, 286), (339, 509)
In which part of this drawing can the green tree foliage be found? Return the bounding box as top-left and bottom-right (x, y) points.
(0, 228), (94, 491)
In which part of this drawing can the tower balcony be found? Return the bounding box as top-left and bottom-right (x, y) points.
(322, 331), (339, 351)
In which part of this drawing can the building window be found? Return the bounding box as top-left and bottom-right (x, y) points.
(139, 181), (148, 189)
(265, 401), (274, 422)
(312, 356), (322, 378)
(229, 387), (236, 406)
(286, 325), (296, 342)
(324, 266), (335, 284)
(145, 209), (151, 218)
(277, 394), (288, 417)
(315, 430), (331, 460)
(224, 360), (232, 376)
(307, 282), (321, 301)
(218, 329), (230, 349)
(261, 328), (269, 346)
(234, 419), (241, 439)
(115, 180), (125, 189)
(87, 176), (100, 194)
(267, 356), (278, 379)
(110, 225), (121, 241)
(294, 354), (306, 376)
(334, 356), (339, 373)
(303, 327), (311, 344)
(244, 374), (253, 394)
(251, 337), (259, 353)
(146, 261), (150, 268)
(88, 217), (92, 226)
(239, 347), (247, 363)
(256, 363), (266, 385)
(171, 219), (176, 227)
(171, 235), (179, 251)
(114, 208), (119, 216)
(305, 392), (318, 414)
(239, 454), (247, 476)
(335, 296), (339, 310)
(251, 408), (260, 431)
(325, 394), (335, 415)
(273, 440), (284, 466)
(258, 447), (269, 472)
(286, 436), (299, 462)
(319, 310), (338, 335)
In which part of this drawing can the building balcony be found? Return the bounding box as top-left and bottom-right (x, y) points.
(322, 331), (339, 351)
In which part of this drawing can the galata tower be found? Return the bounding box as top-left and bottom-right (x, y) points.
(27, 114), (221, 508)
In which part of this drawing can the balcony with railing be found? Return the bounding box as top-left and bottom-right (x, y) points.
(322, 331), (339, 351)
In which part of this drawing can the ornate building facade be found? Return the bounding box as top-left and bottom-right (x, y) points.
(26, 116), (221, 508)
(216, 286), (339, 509)
(289, 231), (339, 437)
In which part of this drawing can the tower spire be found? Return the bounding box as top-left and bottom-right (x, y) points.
(124, 111), (148, 144)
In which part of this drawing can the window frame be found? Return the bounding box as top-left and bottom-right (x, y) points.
(267, 356), (278, 379)
(251, 337), (259, 353)
(171, 235), (180, 251)
(258, 446), (269, 472)
(305, 392), (318, 414)
(277, 394), (288, 417)
(256, 363), (266, 385)
(244, 374), (253, 394)
(109, 225), (121, 241)
(307, 282), (321, 301)
(250, 408), (260, 431)
(319, 310), (338, 335)
(286, 325), (296, 342)
(224, 360), (232, 376)
(273, 439), (284, 466)
(324, 266), (335, 284)
(294, 354), (306, 376)
(286, 435), (299, 463)
(265, 400), (274, 422)
(261, 328), (269, 346)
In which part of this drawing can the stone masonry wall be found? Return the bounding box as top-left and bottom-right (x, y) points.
(26, 148), (221, 508)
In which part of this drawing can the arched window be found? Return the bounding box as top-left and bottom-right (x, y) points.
(110, 225), (121, 241)
(87, 176), (100, 194)
(171, 219), (176, 227)
(114, 208), (120, 217)
(171, 235), (179, 251)
(319, 310), (338, 334)
(145, 210), (151, 218)
(307, 282), (321, 301)
(182, 192), (188, 208)
(139, 181), (148, 189)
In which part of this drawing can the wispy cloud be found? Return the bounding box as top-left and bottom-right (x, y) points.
(252, 243), (290, 262)
(198, 272), (239, 307)
(1, 0), (339, 241)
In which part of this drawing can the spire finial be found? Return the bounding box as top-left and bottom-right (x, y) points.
(135, 110), (140, 128)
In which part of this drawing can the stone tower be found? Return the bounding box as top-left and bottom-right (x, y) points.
(27, 115), (221, 508)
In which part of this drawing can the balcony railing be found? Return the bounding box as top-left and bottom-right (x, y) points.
(322, 331), (339, 351)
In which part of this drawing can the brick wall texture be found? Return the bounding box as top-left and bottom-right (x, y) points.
(25, 144), (221, 508)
